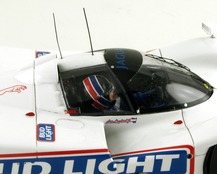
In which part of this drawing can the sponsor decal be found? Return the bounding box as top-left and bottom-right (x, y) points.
(0, 146), (194, 174)
(113, 146), (194, 174)
(114, 49), (128, 70)
(35, 51), (50, 58)
(0, 85), (27, 96)
(0, 149), (112, 174)
(105, 117), (137, 124)
(37, 124), (55, 142)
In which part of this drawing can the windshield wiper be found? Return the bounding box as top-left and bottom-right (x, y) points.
(145, 54), (191, 71)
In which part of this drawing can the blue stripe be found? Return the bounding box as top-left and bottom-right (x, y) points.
(98, 96), (112, 108)
(89, 76), (104, 95)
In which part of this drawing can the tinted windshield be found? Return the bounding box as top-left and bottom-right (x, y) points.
(127, 55), (213, 113)
(104, 48), (143, 84)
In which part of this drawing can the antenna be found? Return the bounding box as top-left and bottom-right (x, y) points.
(83, 8), (94, 55)
(52, 13), (63, 58)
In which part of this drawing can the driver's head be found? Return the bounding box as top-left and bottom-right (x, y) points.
(83, 75), (117, 110)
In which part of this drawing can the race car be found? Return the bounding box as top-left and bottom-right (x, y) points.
(0, 22), (216, 174)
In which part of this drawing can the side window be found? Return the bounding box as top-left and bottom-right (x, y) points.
(59, 65), (133, 115)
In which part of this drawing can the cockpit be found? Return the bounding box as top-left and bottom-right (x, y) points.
(59, 48), (213, 116)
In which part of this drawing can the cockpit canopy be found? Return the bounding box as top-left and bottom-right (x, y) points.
(59, 49), (213, 115)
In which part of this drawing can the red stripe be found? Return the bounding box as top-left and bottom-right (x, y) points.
(83, 78), (99, 100)
(92, 101), (107, 110)
(0, 149), (110, 158)
(112, 145), (194, 157)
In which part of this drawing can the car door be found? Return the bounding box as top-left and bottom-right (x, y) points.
(104, 110), (194, 174)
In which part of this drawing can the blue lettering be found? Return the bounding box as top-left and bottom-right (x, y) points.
(115, 49), (128, 70)
(116, 60), (126, 66)
(115, 54), (125, 60)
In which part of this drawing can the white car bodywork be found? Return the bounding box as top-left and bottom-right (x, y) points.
(0, 24), (216, 174)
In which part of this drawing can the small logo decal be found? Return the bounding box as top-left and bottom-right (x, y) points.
(37, 124), (55, 142)
(105, 117), (137, 124)
(0, 85), (27, 96)
(35, 51), (50, 58)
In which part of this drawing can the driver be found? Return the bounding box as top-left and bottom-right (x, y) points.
(83, 75), (118, 111)
(133, 87), (166, 109)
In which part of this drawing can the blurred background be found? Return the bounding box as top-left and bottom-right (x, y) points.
(0, 0), (216, 52)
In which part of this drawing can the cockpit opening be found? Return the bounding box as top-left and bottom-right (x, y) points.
(58, 49), (213, 116)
